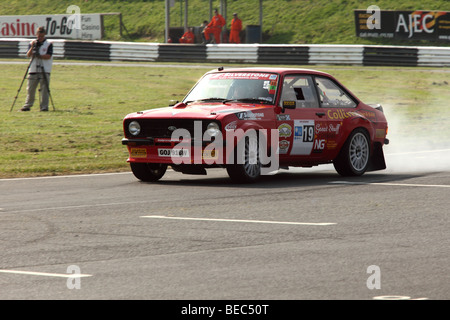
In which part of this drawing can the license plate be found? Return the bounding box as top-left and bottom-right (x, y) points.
(130, 148), (147, 158)
(158, 148), (189, 157)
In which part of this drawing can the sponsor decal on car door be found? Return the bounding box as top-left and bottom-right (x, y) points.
(291, 119), (315, 155)
(276, 74), (328, 158)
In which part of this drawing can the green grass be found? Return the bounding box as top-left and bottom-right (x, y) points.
(1, 0), (449, 45)
(1, 60), (449, 178)
(1, 1), (449, 178)
(0, 61), (208, 177)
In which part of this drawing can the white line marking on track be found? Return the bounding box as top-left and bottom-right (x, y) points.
(0, 270), (92, 278)
(141, 215), (336, 226)
(330, 181), (450, 188)
(373, 295), (428, 300)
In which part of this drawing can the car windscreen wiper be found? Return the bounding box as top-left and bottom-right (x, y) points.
(194, 98), (227, 103)
(222, 97), (273, 104)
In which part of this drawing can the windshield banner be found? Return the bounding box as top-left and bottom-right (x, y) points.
(209, 73), (278, 80)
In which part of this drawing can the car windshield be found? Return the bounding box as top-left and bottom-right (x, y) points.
(183, 72), (279, 104)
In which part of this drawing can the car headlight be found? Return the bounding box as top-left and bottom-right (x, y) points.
(128, 121), (141, 136)
(205, 122), (220, 138)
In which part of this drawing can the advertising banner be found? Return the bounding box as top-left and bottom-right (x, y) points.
(0, 14), (102, 40)
(354, 9), (450, 41)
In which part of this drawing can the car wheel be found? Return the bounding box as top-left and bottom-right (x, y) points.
(226, 134), (261, 183)
(334, 128), (370, 176)
(130, 163), (167, 182)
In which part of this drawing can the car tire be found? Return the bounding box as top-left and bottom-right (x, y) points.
(226, 134), (261, 183)
(333, 128), (370, 176)
(130, 163), (167, 182)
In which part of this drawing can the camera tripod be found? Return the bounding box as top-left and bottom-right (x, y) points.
(10, 55), (55, 112)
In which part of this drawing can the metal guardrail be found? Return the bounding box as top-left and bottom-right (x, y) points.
(110, 42), (158, 61)
(207, 44), (259, 63)
(16, 38), (65, 58)
(418, 47), (450, 66)
(0, 40), (19, 58)
(308, 45), (363, 65)
(1, 38), (450, 67)
(363, 46), (418, 66)
(258, 45), (309, 64)
(159, 44), (207, 62)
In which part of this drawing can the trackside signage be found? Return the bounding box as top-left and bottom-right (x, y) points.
(0, 14), (102, 40)
(354, 9), (450, 41)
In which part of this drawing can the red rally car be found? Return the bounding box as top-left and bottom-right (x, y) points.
(122, 67), (389, 183)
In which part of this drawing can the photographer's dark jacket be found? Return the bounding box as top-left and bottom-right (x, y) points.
(28, 39), (53, 74)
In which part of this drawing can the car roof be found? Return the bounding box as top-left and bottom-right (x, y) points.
(207, 67), (332, 77)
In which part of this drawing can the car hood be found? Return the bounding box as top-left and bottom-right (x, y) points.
(128, 102), (272, 119)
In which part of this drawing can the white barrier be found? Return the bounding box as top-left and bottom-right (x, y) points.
(308, 44), (364, 65)
(1, 38), (450, 66)
(206, 43), (259, 63)
(109, 42), (159, 61)
(418, 47), (450, 66)
(17, 38), (66, 58)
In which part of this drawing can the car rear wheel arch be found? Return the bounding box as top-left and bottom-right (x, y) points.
(333, 127), (371, 176)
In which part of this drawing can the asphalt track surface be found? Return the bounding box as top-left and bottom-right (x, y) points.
(1, 60), (449, 302)
(0, 156), (449, 301)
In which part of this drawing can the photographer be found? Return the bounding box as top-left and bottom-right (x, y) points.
(19, 26), (53, 112)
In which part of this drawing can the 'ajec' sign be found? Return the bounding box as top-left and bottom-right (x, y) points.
(0, 14), (102, 40)
(354, 9), (450, 41)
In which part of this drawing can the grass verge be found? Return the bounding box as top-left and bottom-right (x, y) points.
(0, 59), (449, 178)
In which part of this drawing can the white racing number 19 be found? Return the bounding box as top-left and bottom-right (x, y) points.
(303, 125), (314, 142)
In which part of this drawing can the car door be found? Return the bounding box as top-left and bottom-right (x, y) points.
(276, 74), (329, 162)
(314, 76), (358, 156)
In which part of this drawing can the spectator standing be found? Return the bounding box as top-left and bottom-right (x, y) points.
(20, 26), (53, 112)
(229, 12), (242, 44)
(179, 28), (195, 43)
(203, 9), (226, 44)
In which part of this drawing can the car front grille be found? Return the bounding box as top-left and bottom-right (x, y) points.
(124, 119), (216, 139)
